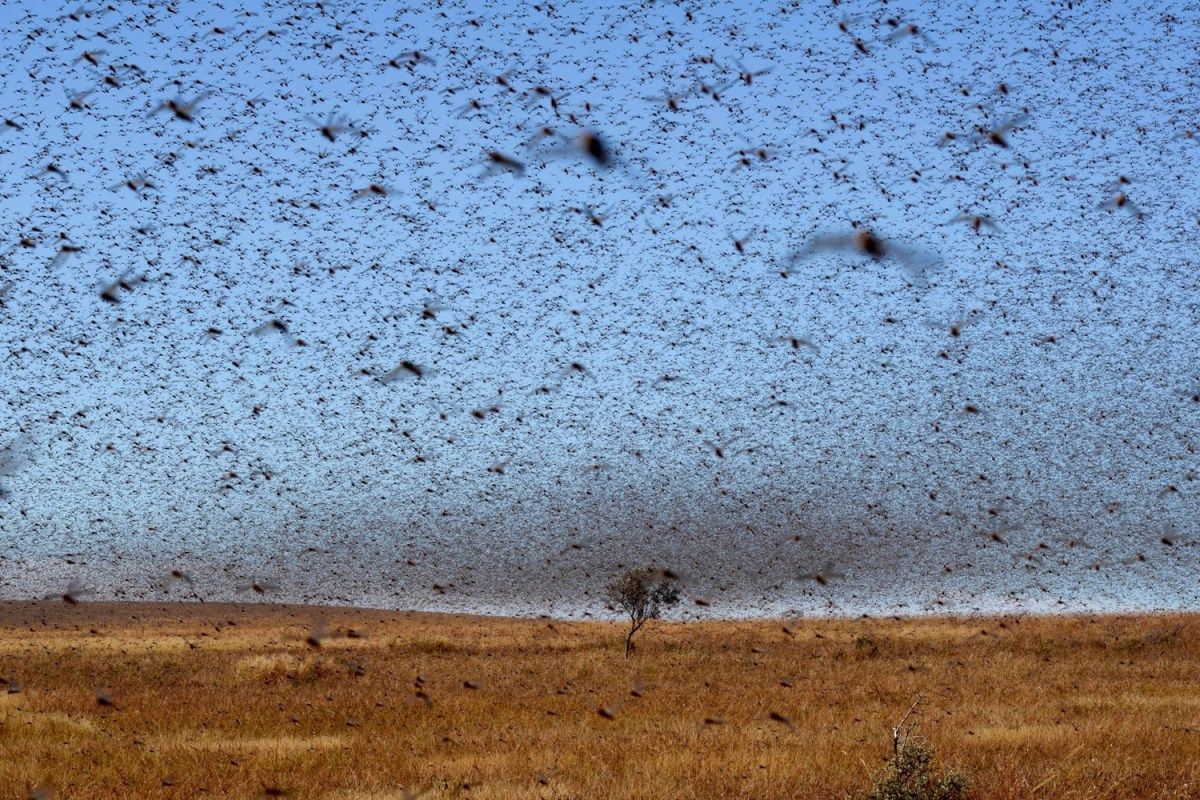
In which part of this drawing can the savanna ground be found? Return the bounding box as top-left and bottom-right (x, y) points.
(1, 602), (1199, 799)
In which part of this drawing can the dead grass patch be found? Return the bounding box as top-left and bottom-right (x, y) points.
(0, 603), (1197, 799)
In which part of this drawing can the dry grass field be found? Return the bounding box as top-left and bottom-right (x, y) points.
(2, 602), (1199, 799)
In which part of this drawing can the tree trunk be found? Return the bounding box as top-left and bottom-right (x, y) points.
(625, 618), (644, 658)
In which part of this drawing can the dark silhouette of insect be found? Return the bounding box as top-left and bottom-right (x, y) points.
(353, 184), (388, 199)
(944, 213), (998, 233)
(733, 59), (773, 85)
(576, 131), (610, 167)
(769, 711), (795, 730)
(885, 20), (932, 44)
(306, 113), (357, 142)
(733, 147), (773, 168)
(484, 151), (524, 175)
(99, 272), (147, 303)
(150, 93), (210, 123)
(976, 113), (1029, 148)
(1101, 191), (1144, 219)
(73, 48), (107, 67)
(382, 360), (425, 383)
(387, 51), (436, 70)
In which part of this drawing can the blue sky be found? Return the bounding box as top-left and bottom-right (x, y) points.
(0, 0), (1196, 615)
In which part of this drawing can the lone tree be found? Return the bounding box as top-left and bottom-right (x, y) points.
(607, 567), (681, 657)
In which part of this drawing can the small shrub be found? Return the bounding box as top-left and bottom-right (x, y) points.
(866, 741), (969, 800)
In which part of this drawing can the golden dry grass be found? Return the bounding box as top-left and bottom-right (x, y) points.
(2, 602), (1200, 799)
